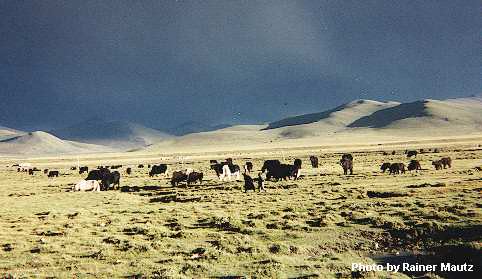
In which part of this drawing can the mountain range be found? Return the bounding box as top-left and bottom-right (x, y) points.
(1, 96), (482, 155)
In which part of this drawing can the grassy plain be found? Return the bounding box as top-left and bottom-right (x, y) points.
(0, 141), (480, 278)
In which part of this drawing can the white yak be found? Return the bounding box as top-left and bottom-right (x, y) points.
(72, 180), (101, 192)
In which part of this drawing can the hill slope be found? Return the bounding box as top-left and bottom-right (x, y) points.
(167, 121), (232, 136)
(264, 99), (400, 139)
(0, 125), (24, 140)
(348, 97), (482, 130)
(51, 119), (173, 149)
(265, 99), (400, 130)
(0, 131), (112, 155)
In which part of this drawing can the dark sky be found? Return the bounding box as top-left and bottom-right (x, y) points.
(1, 0), (480, 131)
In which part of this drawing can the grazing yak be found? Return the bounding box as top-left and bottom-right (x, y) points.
(149, 164), (168, 177)
(340, 154), (353, 175)
(243, 173), (256, 192)
(169, 169), (201, 186)
(73, 180), (101, 192)
(86, 168), (120, 190)
(309, 156), (319, 168)
(260, 159), (281, 180)
(28, 169), (34, 175)
(432, 160), (443, 170)
(342, 153), (353, 161)
(79, 166), (88, 174)
(294, 158), (302, 169)
(187, 172), (203, 185)
(261, 160), (299, 181)
(432, 157), (452, 170)
(212, 161), (241, 181)
(340, 159), (353, 175)
(389, 163), (406, 174)
(407, 160), (422, 172)
(380, 163), (391, 173)
(19, 163), (32, 172)
(243, 173), (266, 192)
(440, 157), (452, 168)
(171, 171), (188, 186)
(278, 164), (300, 180)
(43, 169), (49, 174)
(86, 168), (108, 181)
(70, 166), (77, 171)
(244, 162), (254, 173)
(47, 171), (59, 177)
(261, 160), (281, 173)
(126, 167), (132, 175)
(138, 164), (144, 168)
(293, 158), (302, 177)
(104, 171), (121, 190)
(220, 164), (241, 181)
(406, 150), (418, 158)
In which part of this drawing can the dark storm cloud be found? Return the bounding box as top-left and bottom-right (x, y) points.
(0, 0), (480, 131)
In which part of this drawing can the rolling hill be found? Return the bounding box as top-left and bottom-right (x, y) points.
(0, 131), (112, 155)
(2, 96), (482, 155)
(51, 119), (173, 149)
(349, 97), (482, 130)
(263, 99), (400, 139)
(0, 125), (24, 140)
(144, 96), (482, 153)
(264, 99), (400, 130)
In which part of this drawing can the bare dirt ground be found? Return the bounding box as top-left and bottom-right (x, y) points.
(0, 143), (481, 278)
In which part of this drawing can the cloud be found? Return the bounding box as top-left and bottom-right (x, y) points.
(0, 0), (480, 130)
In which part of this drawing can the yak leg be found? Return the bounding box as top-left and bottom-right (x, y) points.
(259, 181), (265, 192)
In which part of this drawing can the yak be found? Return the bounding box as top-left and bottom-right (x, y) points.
(309, 156), (319, 168)
(149, 164), (168, 177)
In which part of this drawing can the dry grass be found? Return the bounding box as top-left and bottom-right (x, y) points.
(0, 145), (480, 278)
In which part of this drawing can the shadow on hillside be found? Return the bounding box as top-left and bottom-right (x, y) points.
(348, 100), (427, 128)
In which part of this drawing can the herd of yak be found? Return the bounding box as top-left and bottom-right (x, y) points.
(10, 149), (453, 192)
